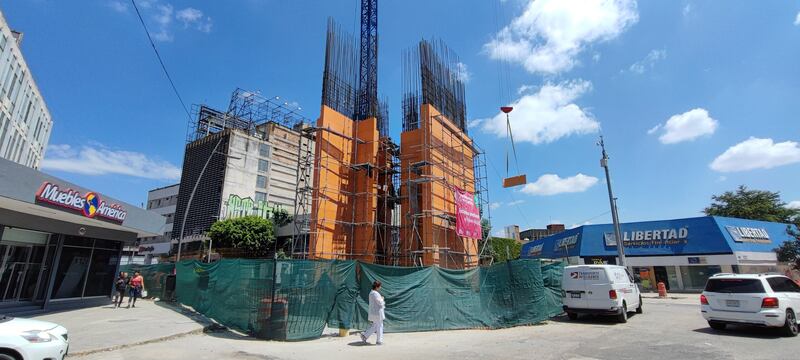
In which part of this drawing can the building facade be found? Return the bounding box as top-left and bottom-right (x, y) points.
(0, 157), (164, 311)
(135, 183), (179, 264)
(521, 216), (798, 292)
(520, 224), (566, 243)
(172, 123), (312, 255)
(0, 10), (53, 170)
(504, 225), (520, 241)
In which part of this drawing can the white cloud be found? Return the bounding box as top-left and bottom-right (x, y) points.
(650, 108), (718, 144)
(795, 12), (800, 26)
(592, 52), (601, 62)
(717, 175), (727, 182)
(570, 221), (592, 229)
(481, 80), (600, 144)
(484, 0), (639, 74)
(710, 137), (800, 172)
(629, 49), (666, 74)
(521, 173), (599, 196)
(683, 4), (692, 17)
(507, 200), (525, 206)
(42, 144), (181, 181)
(787, 201), (800, 210)
(455, 62), (471, 83)
(467, 118), (484, 129)
(151, 3), (174, 42)
(176, 7), (213, 33)
(646, 123), (662, 135)
(490, 202), (501, 210)
(107, 0), (128, 13)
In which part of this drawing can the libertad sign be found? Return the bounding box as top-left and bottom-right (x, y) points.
(35, 182), (127, 223)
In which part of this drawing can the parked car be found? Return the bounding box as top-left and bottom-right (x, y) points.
(561, 265), (643, 323)
(701, 273), (800, 336)
(0, 315), (69, 360)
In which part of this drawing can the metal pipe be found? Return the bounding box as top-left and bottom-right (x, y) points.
(599, 136), (626, 267)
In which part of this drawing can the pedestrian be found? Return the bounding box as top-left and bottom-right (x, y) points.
(360, 280), (385, 345)
(128, 271), (145, 308)
(113, 271), (128, 308)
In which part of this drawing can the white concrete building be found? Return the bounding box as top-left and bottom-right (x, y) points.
(135, 183), (179, 264)
(0, 10), (52, 169)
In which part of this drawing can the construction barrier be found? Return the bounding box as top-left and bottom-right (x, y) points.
(119, 263), (175, 299)
(123, 259), (563, 341)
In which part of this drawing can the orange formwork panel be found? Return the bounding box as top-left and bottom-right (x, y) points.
(400, 104), (479, 269)
(309, 105), (385, 263)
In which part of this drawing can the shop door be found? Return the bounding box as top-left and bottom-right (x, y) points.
(0, 228), (51, 303)
(654, 266), (670, 290)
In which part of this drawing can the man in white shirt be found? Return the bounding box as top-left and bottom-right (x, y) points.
(360, 280), (385, 345)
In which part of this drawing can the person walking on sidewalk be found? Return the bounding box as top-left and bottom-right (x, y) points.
(113, 271), (128, 308)
(360, 280), (385, 345)
(128, 271), (145, 308)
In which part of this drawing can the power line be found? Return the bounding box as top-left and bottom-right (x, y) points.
(130, 0), (192, 120)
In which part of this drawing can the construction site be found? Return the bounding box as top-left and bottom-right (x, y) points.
(291, 0), (490, 269)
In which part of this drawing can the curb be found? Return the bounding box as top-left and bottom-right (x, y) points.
(69, 328), (205, 357)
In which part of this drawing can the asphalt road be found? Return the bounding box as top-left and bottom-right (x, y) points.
(74, 299), (800, 360)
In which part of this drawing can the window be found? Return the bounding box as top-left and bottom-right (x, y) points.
(705, 278), (765, 293)
(256, 175), (267, 188)
(255, 191), (267, 203)
(258, 159), (269, 173)
(767, 277), (800, 293)
(259, 143), (271, 157)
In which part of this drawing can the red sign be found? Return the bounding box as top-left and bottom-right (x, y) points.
(454, 187), (481, 239)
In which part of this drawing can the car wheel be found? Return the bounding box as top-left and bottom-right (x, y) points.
(782, 310), (799, 337)
(0, 353), (17, 360)
(708, 321), (726, 331)
(636, 295), (643, 314)
(617, 302), (628, 323)
(567, 312), (578, 320)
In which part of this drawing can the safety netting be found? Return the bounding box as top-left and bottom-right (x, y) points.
(119, 263), (174, 298)
(124, 259), (563, 341)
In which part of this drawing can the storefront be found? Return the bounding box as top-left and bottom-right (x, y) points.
(0, 158), (165, 311)
(521, 216), (798, 292)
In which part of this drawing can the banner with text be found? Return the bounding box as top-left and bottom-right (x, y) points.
(454, 187), (481, 238)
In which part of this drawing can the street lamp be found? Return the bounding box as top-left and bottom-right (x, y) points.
(598, 136), (626, 267)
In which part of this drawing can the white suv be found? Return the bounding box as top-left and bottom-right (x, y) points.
(701, 273), (800, 336)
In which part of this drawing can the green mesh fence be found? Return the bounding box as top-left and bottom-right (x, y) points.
(119, 263), (174, 298)
(124, 259), (563, 341)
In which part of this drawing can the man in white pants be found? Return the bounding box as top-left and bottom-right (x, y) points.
(360, 280), (385, 345)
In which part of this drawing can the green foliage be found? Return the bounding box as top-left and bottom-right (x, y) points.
(480, 218), (491, 241)
(490, 236), (522, 263)
(703, 185), (799, 225)
(207, 216), (275, 256)
(775, 227), (800, 270)
(272, 208), (292, 227)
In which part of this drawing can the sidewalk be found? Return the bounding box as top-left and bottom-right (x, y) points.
(641, 292), (699, 305)
(30, 300), (211, 356)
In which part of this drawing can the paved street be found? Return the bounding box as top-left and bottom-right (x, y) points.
(68, 298), (800, 360)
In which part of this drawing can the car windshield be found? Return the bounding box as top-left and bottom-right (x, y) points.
(705, 278), (765, 293)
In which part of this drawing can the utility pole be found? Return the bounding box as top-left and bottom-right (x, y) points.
(598, 136), (626, 267)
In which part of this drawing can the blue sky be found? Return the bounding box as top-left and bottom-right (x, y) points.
(4, 0), (800, 234)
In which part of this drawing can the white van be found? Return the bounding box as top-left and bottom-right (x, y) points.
(561, 265), (642, 323)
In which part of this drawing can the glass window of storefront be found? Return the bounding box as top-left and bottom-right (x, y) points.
(51, 236), (121, 300)
(679, 265), (722, 290)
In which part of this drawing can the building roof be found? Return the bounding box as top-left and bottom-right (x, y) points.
(521, 216), (798, 259)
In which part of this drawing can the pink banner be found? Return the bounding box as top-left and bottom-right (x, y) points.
(454, 187), (481, 239)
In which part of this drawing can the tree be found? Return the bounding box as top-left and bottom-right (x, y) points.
(207, 216), (275, 257)
(272, 208), (292, 227)
(480, 218), (492, 241)
(489, 236), (521, 263)
(703, 185), (799, 225)
(775, 228), (800, 270)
